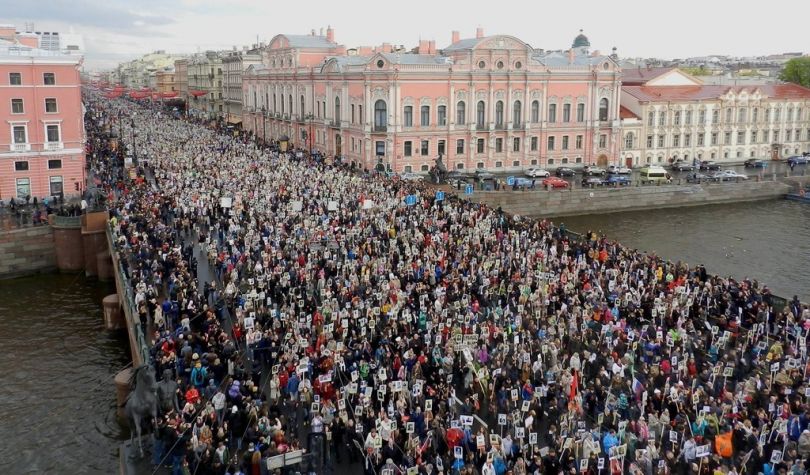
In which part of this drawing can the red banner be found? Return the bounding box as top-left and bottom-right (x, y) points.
(189, 90), (208, 97)
(161, 92), (179, 98)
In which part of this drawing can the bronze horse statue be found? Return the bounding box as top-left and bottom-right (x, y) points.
(123, 364), (158, 458)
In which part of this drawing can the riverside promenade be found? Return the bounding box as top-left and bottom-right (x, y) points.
(87, 90), (810, 475)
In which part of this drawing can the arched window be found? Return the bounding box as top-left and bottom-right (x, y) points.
(374, 100), (387, 129)
(334, 96), (340, 122)
(531, 100), (539, 123)
(513, 100), (522, 127)
(495, 101), (504, 128)
(300, 95), (305, 116)
(476, 101), (485, 128)
(599, 98), (609, 121)
(456, 101), (466, 125)
(625, 133), (634, 149)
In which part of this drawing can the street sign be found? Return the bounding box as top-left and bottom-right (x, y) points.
(464, 184), (473, 195)
(506, 176), (515, 186)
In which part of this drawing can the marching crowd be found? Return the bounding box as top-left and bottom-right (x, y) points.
(87, 93), (810, 475)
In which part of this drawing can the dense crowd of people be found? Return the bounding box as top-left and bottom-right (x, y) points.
(86, 92), (810, 475)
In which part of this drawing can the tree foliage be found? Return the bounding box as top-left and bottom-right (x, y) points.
(779, 57), (810, 88)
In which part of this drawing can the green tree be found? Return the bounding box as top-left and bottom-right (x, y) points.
(779, 57), (810, 88)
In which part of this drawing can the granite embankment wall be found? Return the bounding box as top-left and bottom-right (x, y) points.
(466, 180), (792, 218)
(0, 225), (57, 278)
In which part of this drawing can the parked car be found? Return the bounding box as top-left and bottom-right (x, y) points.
(744, 159), (767, 168)
(671, 161), (695, 171)
(607, 165), (632, 175)
(604, 175), (631, 186)
(542, 177), (570, 189)
(787, 156), (809, 166)
(582, 165), (606, 176)
(581, 177), (604, 187)
(555, 167), (576, 177)
(711, 170), (749, 181)
(474, 170), (495, 180)
(686, 172), (712, 183)
(525, 167), (551, 178)
(401, 172), (425, 181)
(513, 177), (536, 187)
(699, 161), (721, 170)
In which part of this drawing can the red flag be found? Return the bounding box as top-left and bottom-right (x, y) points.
(570, 369), (579, 400)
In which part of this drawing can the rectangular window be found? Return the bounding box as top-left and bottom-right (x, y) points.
(674, 111), (681, 126)
(46, 124), (60, 143)
(359, 105), (363, 124)
(725, 109), (733, 123)
(351, 105), (355, 124)
(750, 130), (757, 144)
(531, 136), (538, 151)
(16, 178), (30, 199)
(599, 134), (607, 148)
(648, 112), (654, 126)
(438, 105), (447, 126)
(456, 139), (465, 154)
(685, 110), (692, 125)
(646, 135), (653, 148)
(548, 104), (556, 123)
(14, 161), (29, 171)
(673, 134), (680, 147)
(576, 103), (585, 122)
(773, 130), (780, 142)
(43, 72), (55, 85)
(547, 136), (555, 151)
(712, 110), (719, 124)
(684, 134), (691, 147)
(375, 140), (385, 156)
(420, 106), (430, 126)
(513, 137), (520, 152)
(698, 133), (705, 146)
(575, 135), (583, 149)
(786, 130), (792, 142)
(711, 132), (718, 145)
(562, 104), (571, 122)
(11, 98), (24, 114)
(699, 110), (706, 125)
(9, 72), (21, 85)
(48, 159), (62, 169)
(421, 139), (429, 155)
(495, 138), (503, 153)
(657, 135), (665, 147)
(403, 106), (413, 127)
(13, 125), (26, 143)
(438, 140), (445, 156)
(477, 138), (485, 153)
(49, 176), (63, 196)
(45, 98), (57, 113)
(404, 141), (412, 157)
(562, 135), (569, 150)
(724, 132), (732, 144)
(737, 131), (745, 144)
(658, 112), (666, 126)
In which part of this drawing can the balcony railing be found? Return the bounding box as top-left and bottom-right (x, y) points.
(10, 143), (30, 152)
(373, 125), (387, 132)
(330, 120), (341, 128)
(44, 142), (64, 151)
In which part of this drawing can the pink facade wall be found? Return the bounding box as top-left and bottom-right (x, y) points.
(0, 56), (85, 201)
(244, 33), (622, 172)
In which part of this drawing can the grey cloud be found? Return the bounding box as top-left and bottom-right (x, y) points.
(0, 0), (175, 33)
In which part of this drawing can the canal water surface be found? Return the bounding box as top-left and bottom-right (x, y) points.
(559, 199), (810, 302)
(0, 274), (129, 474)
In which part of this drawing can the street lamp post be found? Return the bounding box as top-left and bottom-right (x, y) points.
(262, 106), (267, 145)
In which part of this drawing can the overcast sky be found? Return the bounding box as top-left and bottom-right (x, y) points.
(2, 0), (808, 70)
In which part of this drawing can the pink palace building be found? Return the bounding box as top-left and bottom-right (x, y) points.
(243, 28), (622, 172)
(0, 24), (85, 202)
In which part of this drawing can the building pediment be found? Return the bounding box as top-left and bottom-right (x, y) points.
(475, 35), (531, 52)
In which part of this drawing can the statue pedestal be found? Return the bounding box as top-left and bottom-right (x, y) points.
(115, 367), (133, 422)
(103, 294), (125, 330)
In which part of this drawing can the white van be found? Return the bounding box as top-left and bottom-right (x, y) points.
(639, 166), (670, 184)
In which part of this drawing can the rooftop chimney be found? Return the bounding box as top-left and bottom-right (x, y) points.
(451, 30), (460, 44)
(428, 40), (436, 54)
(419, 39), (429, 54)
(326, 26), (334, 43)
(476, 27), (484, 39)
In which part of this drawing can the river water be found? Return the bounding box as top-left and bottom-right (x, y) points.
(559, 198), (810, 301)
(0, 274), (129, 475)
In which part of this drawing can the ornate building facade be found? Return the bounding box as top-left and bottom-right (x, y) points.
(243, 28), (622, 172)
